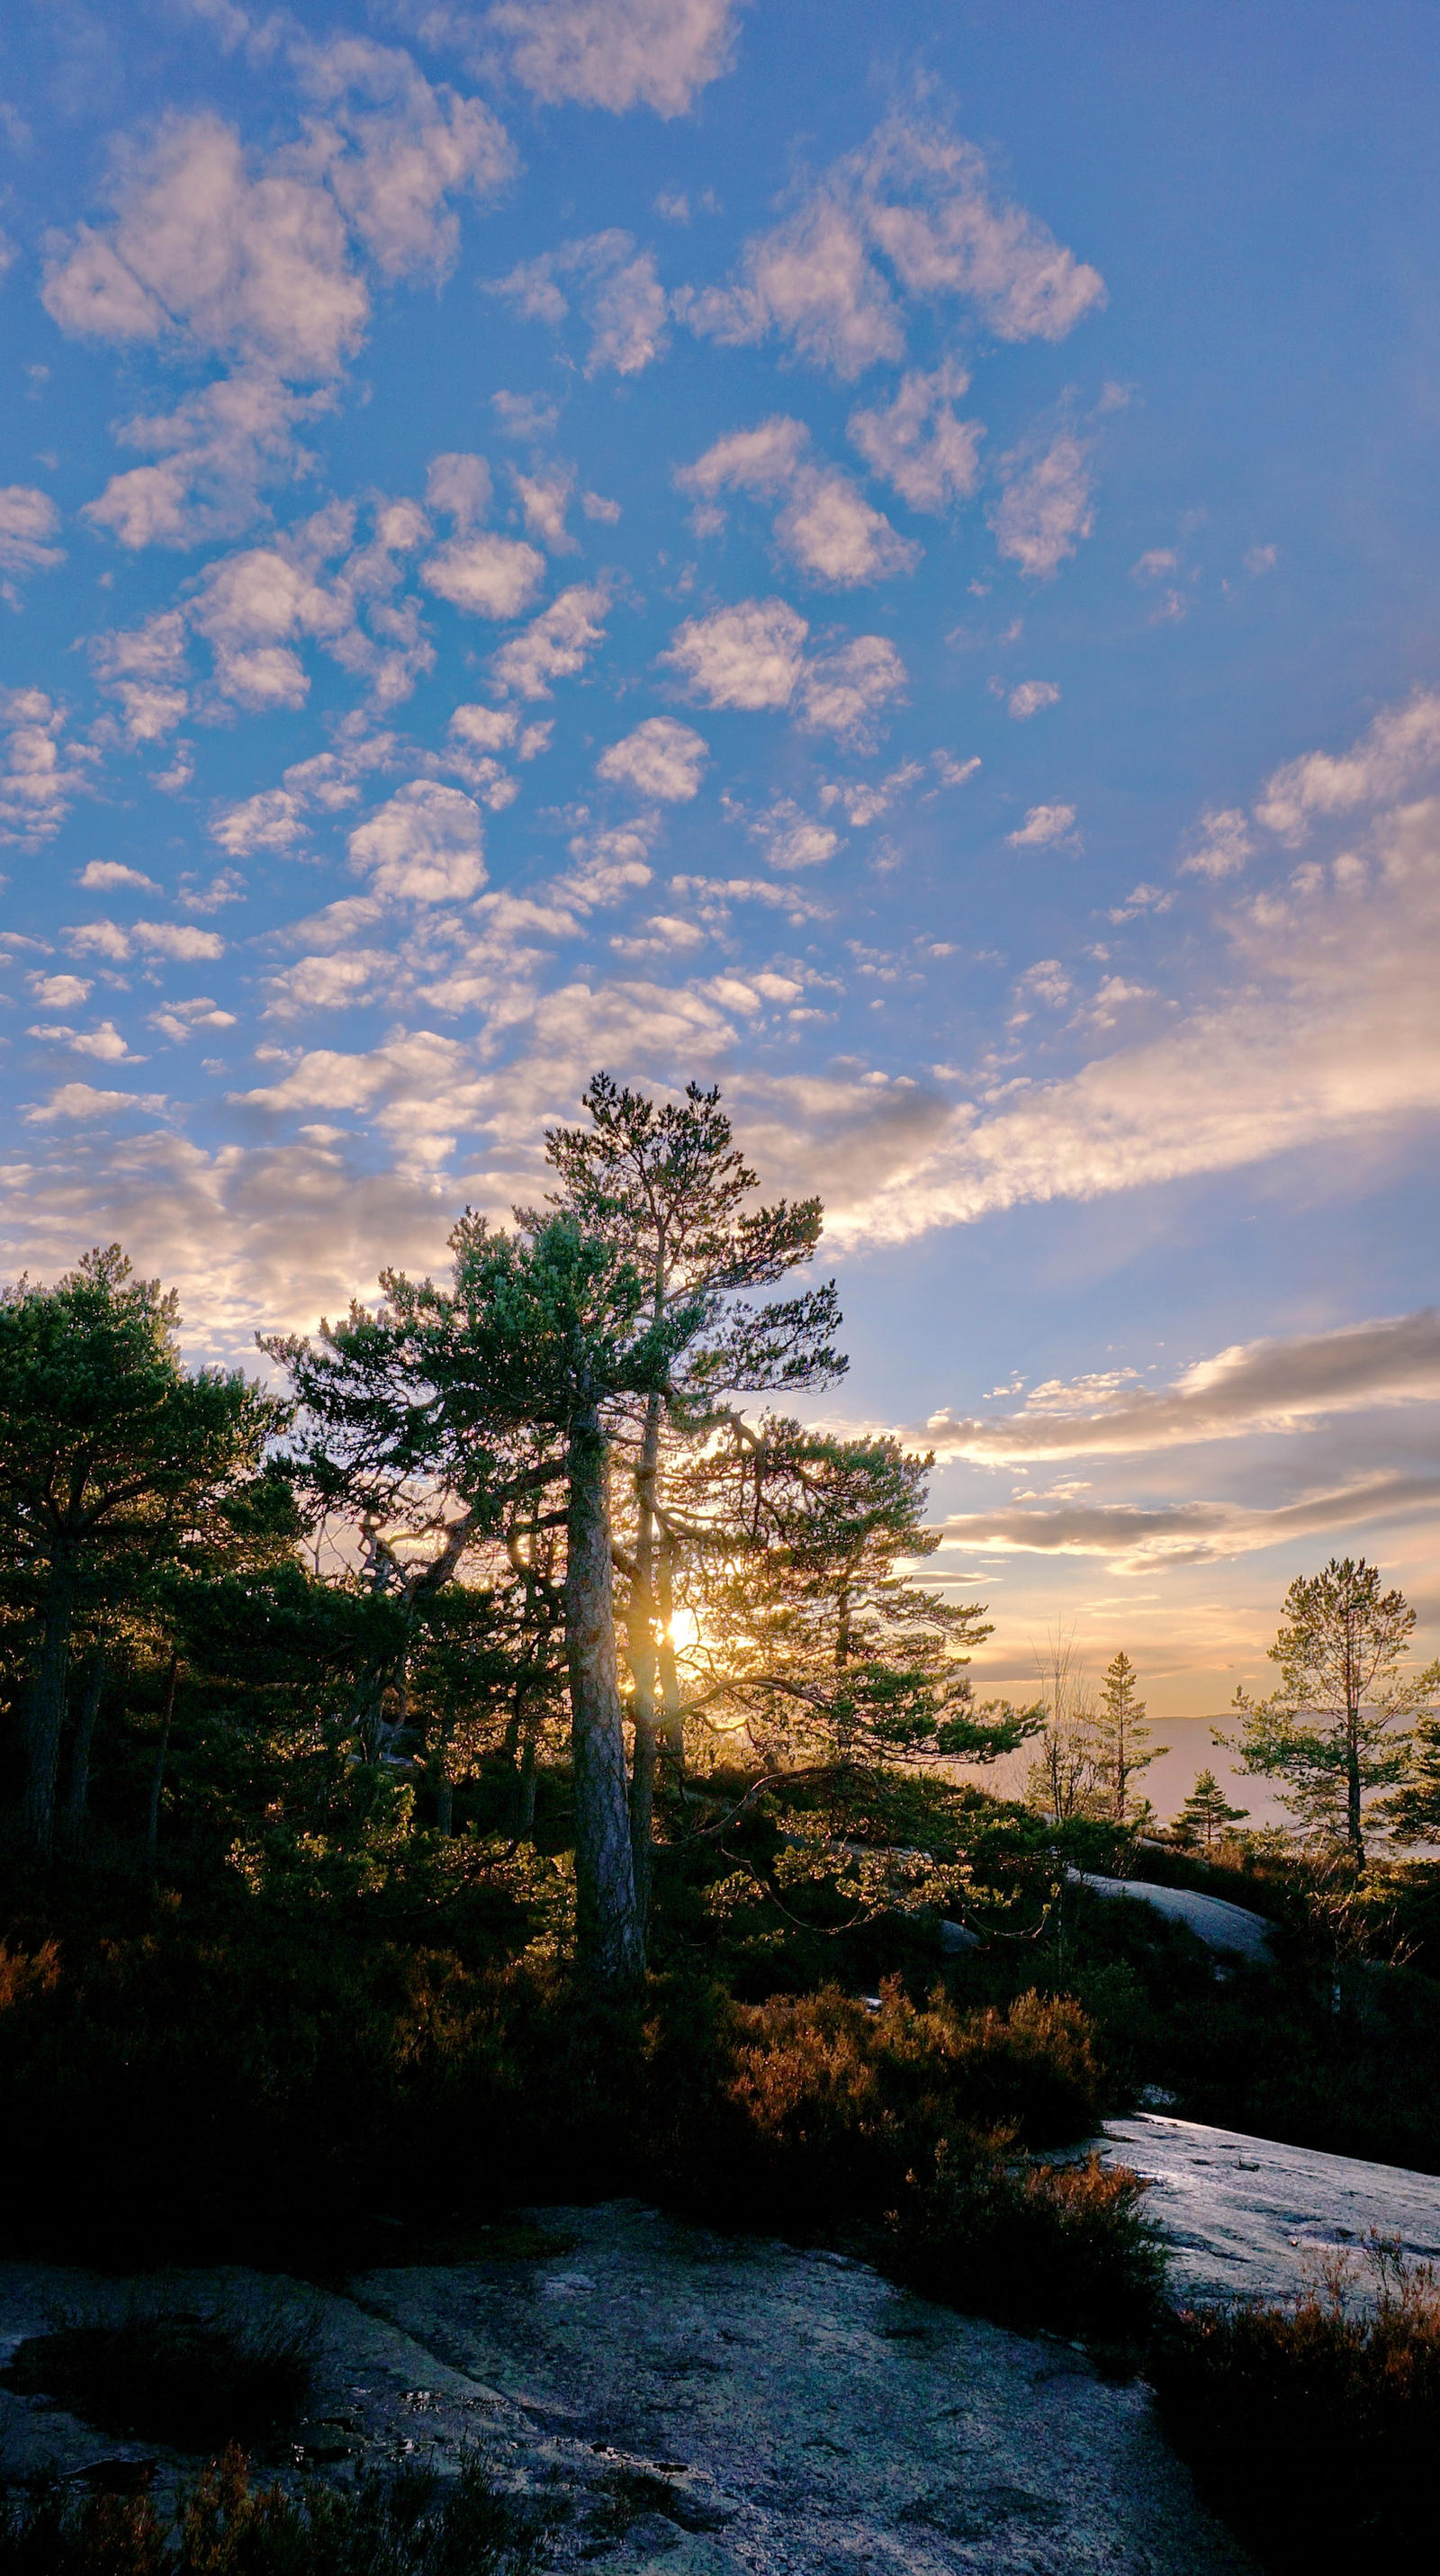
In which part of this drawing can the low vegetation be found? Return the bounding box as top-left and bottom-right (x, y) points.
(1150, 2241), (1440, 2571)
(0, 2449), (552, 2576)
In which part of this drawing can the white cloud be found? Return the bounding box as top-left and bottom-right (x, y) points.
(135, 921), (227, 960)
(425, 451), (491, 525)
(680, 112), (1102, 380)
(1132, 546), (1177, 581)
(490, 584), (609, 698)
(42, 113), (367, 377)
(1007, 680), (1060, 720)
(1180, 806), (1253, 879)
(680, 189), (902, 380)
(819, 761), (922, 826)
(1012, 958), (1072, 1010)
(1007, 803), (1076, 847)
(847, 364), (982, 513)
(936, 1478), (1440, 1570)
(597, 716), (708, 801)
(739, 797), (842, 871)
(78, 862), (160, 893)
(514, 468), (577, 552)
(348, 779), (487, 902)
(921, 1309), (1440, 1467)
(0, 690), (89, 848)
(212, 788), (310, 856)
(678, 414), (916, 588)
(449, 704), (518, 754)
(796, 634), (906, 752)
(28, 1019), (137, 1063)
(263, 950), (395, 1018)
(1255, 691), (1440, 842)
(661, 597), (807, 709)
(25, 1083), (166, 1125)
(820, 753), (1440, 1249)
(0, 485), (64, 592)
(294, 36), (514, 281)
(489, 230), (669, 374)
(490, 0), (742, 116)
(1244, 544), (1278, 576)
(421, 530), (546, 618)
(991, 433), (1094, 578)
(84, 374), (333, 552)
(27, 974), (94, 1010)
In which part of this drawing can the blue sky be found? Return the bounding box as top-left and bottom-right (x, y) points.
(3, 0), (1438, 1800)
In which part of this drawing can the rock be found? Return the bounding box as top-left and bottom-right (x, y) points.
(1070, 1872), (1274, 1962)
(1099, 2112), (1440, 2307)
(0, 2211), (1254, 2571)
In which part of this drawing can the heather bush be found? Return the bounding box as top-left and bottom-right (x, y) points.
(0, 2448), (552, 2576)
(1150, 2241), (1440, 2570)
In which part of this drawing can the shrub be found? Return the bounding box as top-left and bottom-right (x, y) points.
(1149, 2240), (1440, 2569)
(0, 2446), (553, 2576)
(886, 2138), (1166, 2341)
(1, 2305), (316, 2449)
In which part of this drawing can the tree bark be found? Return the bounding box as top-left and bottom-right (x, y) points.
(565, 1406), (644, 1988)
(60, 1640), (107, 1857)
(626, 1390), (662, 1933)
(655, 1529), (686, 1776)
(22, 1563), (76, 1863)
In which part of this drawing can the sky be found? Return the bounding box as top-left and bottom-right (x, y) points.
(2, 0), (1438, 1807)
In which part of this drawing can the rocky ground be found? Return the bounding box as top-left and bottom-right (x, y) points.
(4, 2121), (1437, 2573)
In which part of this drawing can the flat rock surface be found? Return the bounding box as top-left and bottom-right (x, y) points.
(0, 2202), (1254, 2574)
(1074, 1877), (1274, 1961)
(1101, 2113), (1440, 2304)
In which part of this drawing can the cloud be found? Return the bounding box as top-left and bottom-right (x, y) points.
(490, 0), (742, 116)
(597, 716), (708, 801)
(186, 509), (435, 710)
(212, 788), (310, 856)
(25, 1083), (167, 1125)
(84, 374), (334, 553)
(425, 451), (492, 525)
(421, 530), (547, 617)
(1255, 690), (1440, 842)
(42, 113), (367, 376)
(263, 950), (396, 1018)
(490, 583), (609, 697)
(737, 797), (842, 871)
(1007, 680), (1060, 720)
(489, 230), (669, 374)
(991, 433), (1094, 578)
(27, 974), (94, 1010)
(938, 1475), (1440, 1569)
(796, 635), (906, 752)
(1007, 803), (1076, 847)
(819, 760), (923, 825)
(0, 486), (64, 593)
(348, 780), (487, 902)
(1180, 806), (1253, 879)
(680, 111), (1102, 380)
(847, 364), (983, 513)
(920, 1308), (1440, 1467)
(821, 761), (1440, 1247)
(0, 690), (90, 848)
(294, 36), (514, 281)
(661, 597), (808, 709)
(678, 415), (918, 587)
(78, 862), (160, 893)
(514, 467), (577, 552)
(28, 1019), (138, 1063)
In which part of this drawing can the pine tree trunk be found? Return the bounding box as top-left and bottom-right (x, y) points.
(656, 1530), (685, 1776)
(626, 1392), (662, 1934)
(60, 1640), (107, 1856)
(22, 1563), (75, 1863)
(565, 1405), (644, 1988)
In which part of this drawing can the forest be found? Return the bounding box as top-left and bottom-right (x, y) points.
(4, 1076), (1440, 2574)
